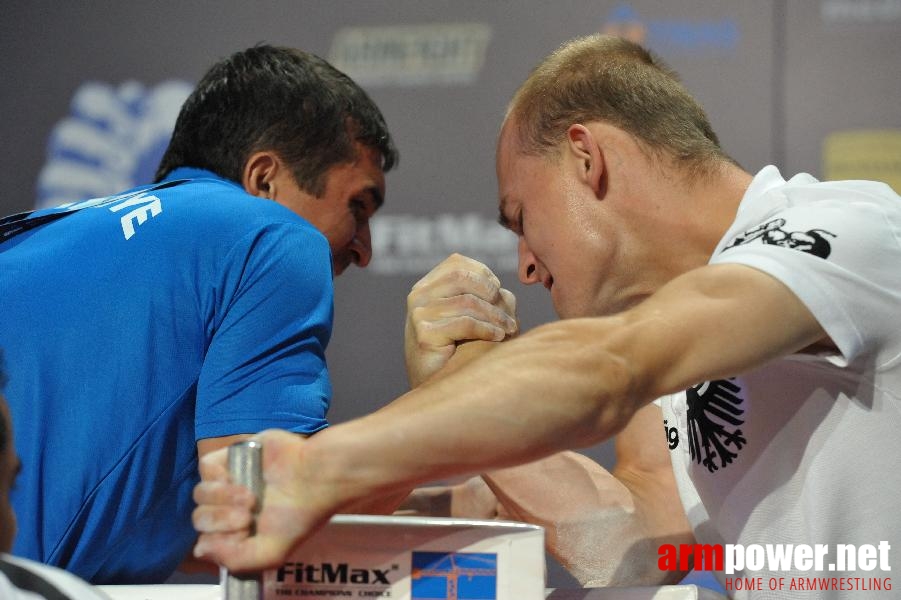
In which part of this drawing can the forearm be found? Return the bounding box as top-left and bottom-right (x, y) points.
(431, 339), (500, 380)
(482, 448), (692, 587)
(343, 489), (413, 515)
(377, 340), (500, 416)
(308, 319), (642, 510)
(394, 486), (455, 517)
(395, 478), (501, 519)
(546, 499), (690, 587)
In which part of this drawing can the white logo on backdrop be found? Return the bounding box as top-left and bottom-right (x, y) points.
(821, 0), (901, 22)
(328, 23), (493, 87)
(370, 213), (518, 275)
(36, 80), (192, 209)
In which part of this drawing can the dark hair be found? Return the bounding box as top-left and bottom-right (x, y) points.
(510, 34), (736, 176)
(154, 45), (398, 195)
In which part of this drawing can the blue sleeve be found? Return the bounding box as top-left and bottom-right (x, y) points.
(195, 222), (334, 439)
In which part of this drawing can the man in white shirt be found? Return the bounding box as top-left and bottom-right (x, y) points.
(192, 34), (900, 598)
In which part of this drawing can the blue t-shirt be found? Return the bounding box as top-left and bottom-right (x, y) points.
(0, 168), (334, 583)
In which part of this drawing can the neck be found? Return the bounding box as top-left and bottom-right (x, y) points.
(684, 160), (754, 256)
(629, 158), (754, 279)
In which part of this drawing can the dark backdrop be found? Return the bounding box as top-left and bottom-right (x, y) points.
(2, 0), (899, 588)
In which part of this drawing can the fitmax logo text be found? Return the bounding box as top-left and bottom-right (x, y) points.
(276, 562), (396, 585)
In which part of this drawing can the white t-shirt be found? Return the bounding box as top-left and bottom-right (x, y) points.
(659, 166), (901, 598)
(0, 554), (110, 600)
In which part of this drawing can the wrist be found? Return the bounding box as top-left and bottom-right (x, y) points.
(306, 422), (385, 512)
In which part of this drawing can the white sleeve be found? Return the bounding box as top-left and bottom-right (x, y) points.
(711, 192), (901, 367)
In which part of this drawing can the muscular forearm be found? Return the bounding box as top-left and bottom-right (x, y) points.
(331, 397), (500, 517)
(342, 489), (413, 515)
(395, 478), (502, 519)
(377, 340), (500, 416)
(482, 446), (692, 587)
(432, 339), (500, 379)
(308, 318), (644, 511)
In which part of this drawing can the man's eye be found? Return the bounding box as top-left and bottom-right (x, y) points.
(507, 211), (524, 236)
(350, 199), (368, 220)
(497, 207), (522, 235)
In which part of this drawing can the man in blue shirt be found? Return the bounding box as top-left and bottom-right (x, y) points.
(0, 45), (398, 584)
(1, 361), (110, 600)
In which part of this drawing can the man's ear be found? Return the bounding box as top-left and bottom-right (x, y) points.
(566, 124), (605, 198)
(241, 151), (279, 199)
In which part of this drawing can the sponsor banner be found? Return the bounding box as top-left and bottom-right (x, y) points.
(36, 80), (192, 210)
(823, 129), (901, 194)
(260, 515), (545, 599)
(370, 213), (518, 276)
(328, 23), (493, 87)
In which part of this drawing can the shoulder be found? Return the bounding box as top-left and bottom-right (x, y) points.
(740, 166), (898, 210)
(160, 173), (316, 231)
(752, 168), (901, 222)
(721, 169), (901, 261)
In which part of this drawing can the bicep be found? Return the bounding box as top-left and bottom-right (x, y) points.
(197, 225), (334, 438)
(616, 263), (828, 399)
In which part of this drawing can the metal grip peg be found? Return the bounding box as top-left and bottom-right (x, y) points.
(223, 440), (264, 600)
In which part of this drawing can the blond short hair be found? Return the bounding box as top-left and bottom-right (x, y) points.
(508, 34), (737, 175)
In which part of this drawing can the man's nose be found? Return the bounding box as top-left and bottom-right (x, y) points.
(517, 237), (540, 285)
(350, 223), (372, 268)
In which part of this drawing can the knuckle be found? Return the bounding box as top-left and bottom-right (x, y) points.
(460, 293), (481, 310)
(407, 289), (425, 309)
